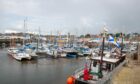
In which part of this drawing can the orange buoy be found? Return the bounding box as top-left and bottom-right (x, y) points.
(67, 76), (75, 84)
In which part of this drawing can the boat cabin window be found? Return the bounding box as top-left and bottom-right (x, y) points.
(93, 61), (97, 67)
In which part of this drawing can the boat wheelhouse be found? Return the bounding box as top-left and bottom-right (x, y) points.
(72, 53), (126, 84)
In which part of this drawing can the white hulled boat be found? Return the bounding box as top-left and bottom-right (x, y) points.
(12, 49), (31, 61)
(8, 48), (31, 61)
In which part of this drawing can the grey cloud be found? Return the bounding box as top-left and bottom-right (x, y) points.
(0, 0), (140, 34)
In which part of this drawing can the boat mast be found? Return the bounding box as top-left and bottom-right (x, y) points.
(11, 33), (14, 47)
(121, 32), (123, 56)
(23, 17), (27, 45)
(99, 34), (104, 78)
(68, 32), (70, 47)
(99, 26), (107, 78)
(23, 19), (25, 45)
(58, 31), (61, 47)
(37, 27), (41, 51)
(39, 27), (42, 47)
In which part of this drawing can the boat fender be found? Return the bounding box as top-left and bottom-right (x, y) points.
(67, 76), (75, 84)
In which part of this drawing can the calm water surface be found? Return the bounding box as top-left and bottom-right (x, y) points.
(0, 48), (86, 84)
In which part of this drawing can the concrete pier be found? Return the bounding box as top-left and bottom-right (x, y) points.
(112, 44), (140, 84)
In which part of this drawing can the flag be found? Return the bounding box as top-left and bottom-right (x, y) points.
(114, 37), (117, 42)
(103, 26), (108, 32)
(108, 35), (120, 48)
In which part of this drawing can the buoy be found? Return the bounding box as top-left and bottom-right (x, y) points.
(67, 76), (75, 84)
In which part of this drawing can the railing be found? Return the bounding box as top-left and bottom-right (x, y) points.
(73, 66), (84, 76)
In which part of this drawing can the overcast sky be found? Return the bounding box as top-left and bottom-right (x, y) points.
(0, 0), (140, 35)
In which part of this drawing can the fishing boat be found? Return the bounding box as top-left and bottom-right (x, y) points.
(72, 52), (126, 84)
(68, 48), (126, 84)
(67, 27), (126, 84)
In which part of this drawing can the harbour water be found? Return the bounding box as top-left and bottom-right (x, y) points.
(0, 48), (86, 84)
